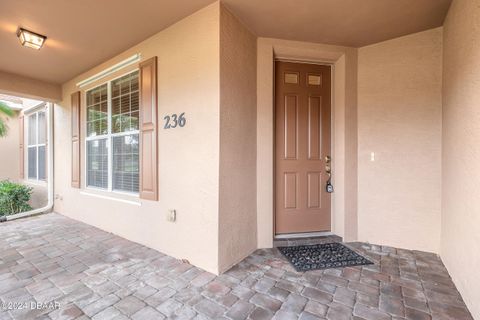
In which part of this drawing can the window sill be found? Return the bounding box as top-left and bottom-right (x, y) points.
(80, 189), (141, 206)
(23, 179), (48, 187)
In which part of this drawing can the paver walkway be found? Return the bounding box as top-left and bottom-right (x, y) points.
(0, 213), (473, 320)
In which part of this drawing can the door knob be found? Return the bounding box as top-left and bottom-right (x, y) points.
(325, 155), (331, 163)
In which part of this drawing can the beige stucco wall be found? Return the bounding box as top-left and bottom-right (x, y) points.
(24, 182), (48, 209)
(218, 5), (257, 273)
(357, 28), (443, 253)
(441, 0), (480, 318)
(344, 50), (359, 241)
(256, 38), (358, 247)
(0, 111), (19, 181)
(0, 70), (61, 102)
(55, 3), (221, 274)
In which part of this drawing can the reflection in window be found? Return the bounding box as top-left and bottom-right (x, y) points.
(86, 84), (108, 137)
(86, 139), (108, 189)
(111, 72), (139, 134)
(112, 135), (139, 193)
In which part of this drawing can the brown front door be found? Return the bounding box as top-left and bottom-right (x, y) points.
(275, 61), (331, 234)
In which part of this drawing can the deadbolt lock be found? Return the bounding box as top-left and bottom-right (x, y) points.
(325, 155), (334, 193)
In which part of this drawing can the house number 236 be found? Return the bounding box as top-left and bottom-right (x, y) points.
(164, 113), (186, 129)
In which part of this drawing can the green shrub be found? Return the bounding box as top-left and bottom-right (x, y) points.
(0, 101), (14, 138)
(0, 180), (33, 216)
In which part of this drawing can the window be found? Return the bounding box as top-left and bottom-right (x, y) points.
(27, 110), (47, 181)
(85, 71), (140, 194)
(284, 72), (299, 84)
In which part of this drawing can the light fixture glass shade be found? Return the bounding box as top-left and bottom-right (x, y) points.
(17, 28), (46, 50)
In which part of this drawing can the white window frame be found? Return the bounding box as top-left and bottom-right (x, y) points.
(26, 108), (47, 183)
(84, 69), (140, 196)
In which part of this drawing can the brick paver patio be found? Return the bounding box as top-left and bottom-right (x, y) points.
(0, 213), (473, 319)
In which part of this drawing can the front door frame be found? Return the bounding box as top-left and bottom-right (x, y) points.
(255, 37), (359, 248)
(273, 58), (335, 239)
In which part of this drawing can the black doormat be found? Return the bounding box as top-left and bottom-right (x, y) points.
(278, 242), (373, 272)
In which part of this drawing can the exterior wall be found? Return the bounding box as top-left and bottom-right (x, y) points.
(357, 28), (443, 253)
(0, 111), (20, 181)
(441, 0), (480, 317)
(344, 50), (359, 241)
(25, 183), (48, 209)
(218, 5), (257, 272)
(256, 38), (358, 247)
(55, 3), (221, 274)
(0, 70), (61, 102)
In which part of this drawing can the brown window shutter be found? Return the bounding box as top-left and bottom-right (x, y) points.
(19, 115), (24, 179)
(139, 57), (158, 200)
(71, 91), (81, 188)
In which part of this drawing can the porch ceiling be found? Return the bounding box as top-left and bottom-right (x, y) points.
(0, 0), (216, 84)
(0, 0), (451, 85)
(224, 0), (452, 47)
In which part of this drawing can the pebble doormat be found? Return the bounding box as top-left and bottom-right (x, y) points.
(278, 242), (373, 272)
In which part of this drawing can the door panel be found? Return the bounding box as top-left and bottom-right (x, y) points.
(284, 172), (297, 209)
(284, 95), (298, 160)
(307, 172), (321, 209)
(275, 61), (331, 234)
(308, 96), (322, 160)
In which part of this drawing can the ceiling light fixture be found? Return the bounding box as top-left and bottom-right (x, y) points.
(17, 28), (47, 50)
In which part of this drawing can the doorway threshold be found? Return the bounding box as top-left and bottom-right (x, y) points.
(275, 231), (334, 239)
(274, 232), (342, 248)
